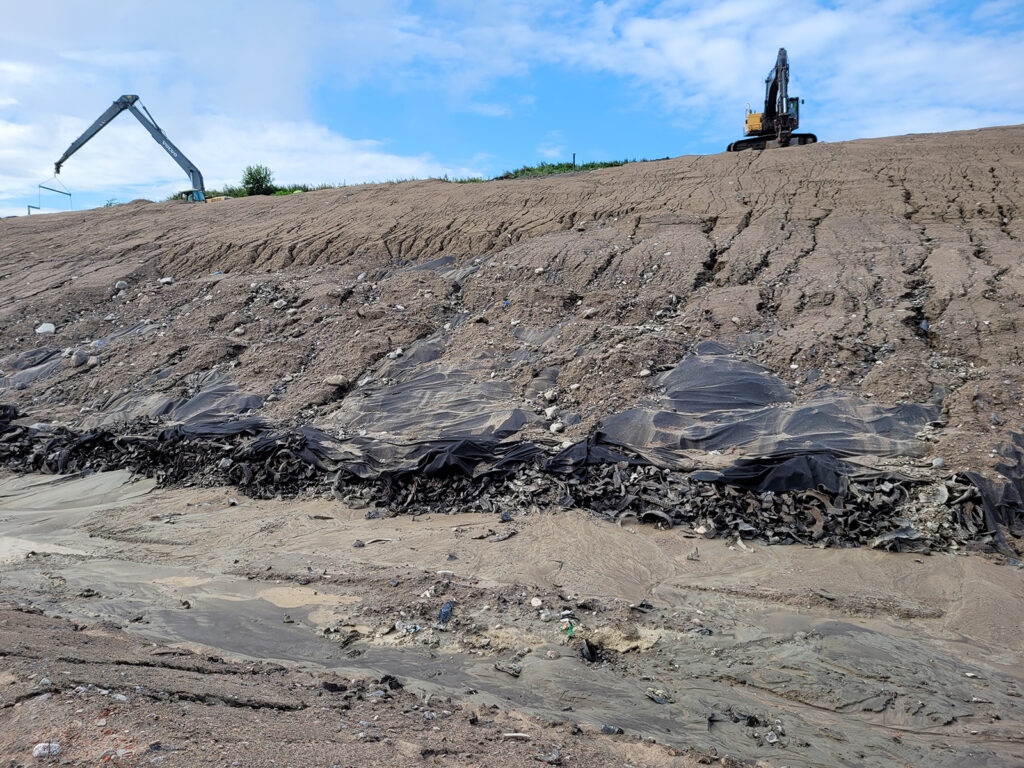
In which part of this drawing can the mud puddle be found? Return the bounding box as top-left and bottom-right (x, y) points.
(2, 471), (1023, 766)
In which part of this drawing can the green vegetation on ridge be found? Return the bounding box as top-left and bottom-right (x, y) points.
(181, 157), (658, 201)
(494, 159), (632, 180)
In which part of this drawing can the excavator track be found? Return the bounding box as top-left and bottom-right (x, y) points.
(727, 133), (818, 152)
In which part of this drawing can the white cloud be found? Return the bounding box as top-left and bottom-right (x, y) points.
(464, 102), (513, 117)
(0, 61), (35, 83)
(537, 130), (566, 160)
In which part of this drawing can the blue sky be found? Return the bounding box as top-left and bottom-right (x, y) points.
(2, 0), (1023, 215)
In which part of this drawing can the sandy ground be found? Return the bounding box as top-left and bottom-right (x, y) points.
(1, 471), (1022, 767)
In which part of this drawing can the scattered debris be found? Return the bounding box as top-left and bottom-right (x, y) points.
(494, 661), (522, 678)
(645, 687), (674, 704)
(534, 747), (562, 764)
(437, 600), (454, 625)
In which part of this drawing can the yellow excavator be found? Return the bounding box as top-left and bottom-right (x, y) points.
(727, 48), (816, 152)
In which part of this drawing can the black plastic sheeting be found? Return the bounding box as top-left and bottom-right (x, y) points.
(1, 340), (1021, 551)
(599, 342), (942, 466)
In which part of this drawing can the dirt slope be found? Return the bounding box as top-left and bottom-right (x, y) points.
(2, 126), (1023, 477)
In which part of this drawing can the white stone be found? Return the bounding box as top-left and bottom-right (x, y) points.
(638, 368), (651, 377)
(549, 421), (565, 434)
(544, 405), (558, 419)
(35, 323), (55, 334)
(158, 277), (174, 285)
(33, 743), (61, 758)
(273, 299), (288, 309)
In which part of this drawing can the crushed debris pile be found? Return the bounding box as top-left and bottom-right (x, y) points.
(0, 405), (1013, 553)
(354, 462), (995, 554)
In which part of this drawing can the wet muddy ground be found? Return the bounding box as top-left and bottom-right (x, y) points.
(2, 471), (1022, 766)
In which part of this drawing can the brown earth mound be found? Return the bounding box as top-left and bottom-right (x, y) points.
(1, 126), (1023, 517)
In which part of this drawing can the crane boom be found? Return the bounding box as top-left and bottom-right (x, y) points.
(54, 95), (205, 201)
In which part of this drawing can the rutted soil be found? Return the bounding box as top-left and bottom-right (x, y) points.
(1, 126), (1023, 474)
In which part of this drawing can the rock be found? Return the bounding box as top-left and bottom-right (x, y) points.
(218, 458), (232, 470)
(33, 743), (61, 757)
(86, 356), (100, 369)
(115, 289), (126, 299)
(932, 457), (946, 469)
(731, 316), (740, 324)
(600, 725), (623, 735)
(543, 389), (557, 402)
(323, 375), (349, 389)
(543, 405), (558, 419)
(115, 280), (129, 291)
(539, 610), (554, 622)
(273, 299), (288, 309)
(530, 597), (543, 608)
(494, 661), (522, 678)
(582, 307), (598, 319)
(353, 539), (365, 548)
(71, 349), (89, 367)
(233, 326), (245, 335)
(549, 421), (565, 434)
(638, 368), (652, 377)
(438, 600), (454, 625)
(286, 308), (298, 316)
(534, 266), (546, 275)
(158, 277), (174, 285)
(35, 322), (55, 334)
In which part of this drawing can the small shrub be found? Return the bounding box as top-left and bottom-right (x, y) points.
(242, 164), (276, 196)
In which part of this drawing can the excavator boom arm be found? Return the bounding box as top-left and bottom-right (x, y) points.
(54, 94), (205, 200)
(54, 95), (136, 174)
